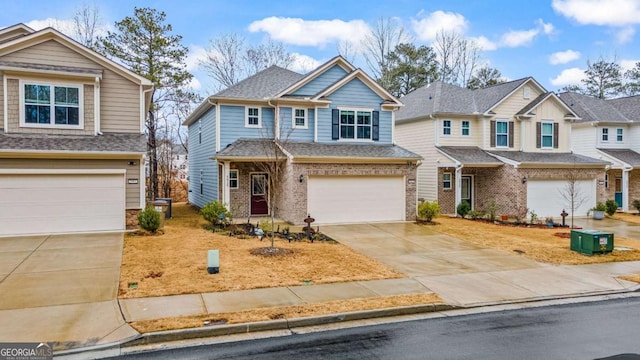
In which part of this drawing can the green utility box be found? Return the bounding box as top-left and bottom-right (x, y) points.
(570, 229), (614, 255)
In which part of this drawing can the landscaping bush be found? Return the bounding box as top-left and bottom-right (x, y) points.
(138, 206), (161, 233)
(605, 199), (618, 216)
(201, 201), (231, 231)
(633, 199), (640, 213)
(417, 200), (440, 222)
(457, 200), (471, 218)
(467, 209), (484, 220)
(485, 200), (497, 222)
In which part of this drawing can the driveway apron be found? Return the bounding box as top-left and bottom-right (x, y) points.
(322, 223), (639, 307)
(0, 232), (137, 348)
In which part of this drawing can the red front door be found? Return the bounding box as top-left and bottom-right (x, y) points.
(251, 174), (268, 215)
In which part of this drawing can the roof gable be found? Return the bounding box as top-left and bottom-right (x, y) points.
(478, 77), (546, 114)
(313, 69), (402, 107)
(214, 65), (304, 99)
(517, 92), (579, 119)
(0, 23), (34, 44)
(276, 55), (355, 97)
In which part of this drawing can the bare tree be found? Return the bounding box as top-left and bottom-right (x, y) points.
(559, 168), (588, 229)
(245, 40), (295, 75)
(201, 33), (245, 89)
(72, 2), (103, 49)
(432, 30), (482, 87)
(361, 17), (412, 89)
(337, 40), (357, 64)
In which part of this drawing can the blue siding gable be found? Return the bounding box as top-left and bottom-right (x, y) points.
(219, 105), (275, 148)
(317, 78), (392, 144)
(187, 106), (218, 208)
(292, 65), (348, 96)
(279, 107), (314, 142)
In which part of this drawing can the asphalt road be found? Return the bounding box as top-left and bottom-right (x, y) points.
(112, 297), (640, 360)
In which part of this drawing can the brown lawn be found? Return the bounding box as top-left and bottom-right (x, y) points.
(130, 293), (442, 333)
(119, 203), (404, 299)
(431, 217), (640, 265)
(612, 212), (640, 224)
(620, 274), (640, 284)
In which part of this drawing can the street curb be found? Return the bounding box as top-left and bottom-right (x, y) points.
(121, 302), (458, 348)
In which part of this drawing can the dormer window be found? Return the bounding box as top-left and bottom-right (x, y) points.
(21, 82), (82, 129)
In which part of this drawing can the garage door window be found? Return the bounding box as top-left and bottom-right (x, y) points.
(22, 82), (82, 128)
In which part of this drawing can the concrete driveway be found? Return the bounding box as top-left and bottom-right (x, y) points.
(0, 232), (137, 348)
(571, 216), (640, 240)
(322, 223), (640, 307)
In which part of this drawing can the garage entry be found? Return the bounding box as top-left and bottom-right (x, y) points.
(527, 179), (596, 218)
(0, 171), (125, 236)
(307, 176), (405, 224)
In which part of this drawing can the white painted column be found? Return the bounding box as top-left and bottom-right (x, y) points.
(223, 161), (231, 208)
(623, 168), (631, 212)
(455, 166), (462, 215)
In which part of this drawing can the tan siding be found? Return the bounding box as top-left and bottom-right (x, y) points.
(0, 71), (4, 130)
(2, 39), (100, 69)
(0, 158), (141, 208)
(437, 115), (483, 146)
(100, 68), (141, 133)
(483, 117), (522, 150)
(524, 99), (571, 152)
(396, 119), (437, 201)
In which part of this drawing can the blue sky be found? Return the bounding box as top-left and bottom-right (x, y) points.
(2, 0), (640, 95)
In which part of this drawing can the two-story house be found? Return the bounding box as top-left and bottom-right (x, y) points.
(560, 92), (640, 212)
(396, 77), (609, 219)
(184, 56), (421, 225)
(0, 24), (153, 236)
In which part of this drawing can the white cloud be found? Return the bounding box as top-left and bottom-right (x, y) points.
(290, 53), (321, 73)
(615, 26), (636, 43)
(550, 67), (586, 86)
(470, 36), (497, 51)
(552, 0), (640, 26)
(500, 29), (539, 47)
(185, 45), (208, 72)
(26, 18), (75, 36)
(411, 10), (468, 42)
(549, 49), (581, 65)
(187, 77), (202, 91)
(620, 59), (640, 72)
(248, 17), (370, 47)
(537, 19), (555, 35)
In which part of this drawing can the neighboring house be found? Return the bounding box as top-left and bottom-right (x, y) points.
(184, 56), (421, 225)
(396, 77), (609, 219)
(560, 92), (640, 211)
(0, 24), (153, 236)
(173, 144), (188, 180)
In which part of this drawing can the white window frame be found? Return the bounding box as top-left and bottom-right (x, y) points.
(523, 87), (531, 99)
(229, 169), (238, 189)
(461, 120), (470, 136)
(541, 121), (554, 149)
(443, 172), (452, 190)
(245, 107), (261, 128)
(602, 128), (609, 142)
(292, 108), (307, 129)
(442, 120), (451, 135)
(617, 128), (623, 142)
(338, 107), (373, 141)
(496, 120), (509, 148)
(19, 80), (84, 129)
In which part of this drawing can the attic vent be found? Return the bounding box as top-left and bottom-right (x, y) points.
(523, 87), (531, 99)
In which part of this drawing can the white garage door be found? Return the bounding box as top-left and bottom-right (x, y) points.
(0, 172), (125, 236)
(308, 176), (405, 224)
(527, 179), (596, 218)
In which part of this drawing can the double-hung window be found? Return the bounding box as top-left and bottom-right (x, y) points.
(22, 83), (81, 128)
(443, 173), (452, 190)
(229, 170), (238, 189)
(602, 128), (609, 142)
(293, 108), (307, 129)
(461, 121), (470, 136)
(541, 121), (554, 148)
(496, 121), (508, 147)
(246, 107), (261, 127)
(442, 120), (451, 135)
(340, 110), (371, 140)
(617, 128), (623, 142)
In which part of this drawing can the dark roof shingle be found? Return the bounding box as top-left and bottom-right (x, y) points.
(0, 132), (146, 153)
(437, 146), (502, 165)
(558, 92), (631, 123)
(598, 148), (640, 166)
(488, 150), (608, 165)
(282, 141), (421, 160)
(214, 66), (304, 99)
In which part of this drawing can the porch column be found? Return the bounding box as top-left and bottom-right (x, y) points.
(455, 166), (462, 215)
(222, 161), (231, 208)
(623, 168), (631, 212)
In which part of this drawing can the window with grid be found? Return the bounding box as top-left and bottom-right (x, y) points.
(23, 83), (80, 127)
(461, 121), (470, 136)
(443, 120), (451, 135)
(340, 110), (371, 139)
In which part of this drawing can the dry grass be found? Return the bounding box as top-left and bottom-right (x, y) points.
(620, 274), (640, 284)
(432, 217), (640, 265)
(119, 203), (403, 298)
(130, 293), (442, 333)
(612, 212), (640, 224)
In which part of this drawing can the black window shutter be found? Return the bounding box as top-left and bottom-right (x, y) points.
(332, 109), (339, 140)
(536, 122), (541, 148)
(508, 121), (514, 148)
(490, 120), (496, 147)
(372, 111), (379, 141)
(553, 123), (559, 148)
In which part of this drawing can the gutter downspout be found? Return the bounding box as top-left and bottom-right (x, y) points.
(94, 76), (102, 135)
(267, 98), (278, 140)
(455, 162), (463, 215)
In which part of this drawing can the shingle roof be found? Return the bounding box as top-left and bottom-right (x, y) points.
(597, 148), (640, 166)
(558, 92), (631, 123)
(488, 150), (608, 165)
(215, 138), (284, 160)
(517, 92), (553, 115)
(0, 60), (103, 75)
(437, 146), (502, 165)
(214, 66), (305, 99)
(608, 95), (640, 121)
(0, 133), (146, 153)
(282, 141), (421, 160)
(473, 77), (530, 112)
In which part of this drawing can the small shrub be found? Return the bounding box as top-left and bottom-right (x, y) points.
(468, 209), (484, 220)
(138, 206), (161, 233)
(485, 200), (498, 222)
(457, 200), (471, 218)
(605, 199), (618, 216)
(201, 201), (231, 231)
(529, 209), (538, 224)
(593, 202), (607, 212)
(258, 220), (274, 232)
(633, 199), (640, 212)
(417, 201), (440, 222)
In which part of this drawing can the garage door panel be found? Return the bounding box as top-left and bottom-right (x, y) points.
(527, 179), (595, 218)
(0, 173), (125, 236)
(308, 176), (405, 224)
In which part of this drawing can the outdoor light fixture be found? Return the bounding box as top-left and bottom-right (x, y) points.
(522, 176), (527, 184)
(299, 174), (304, 183)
